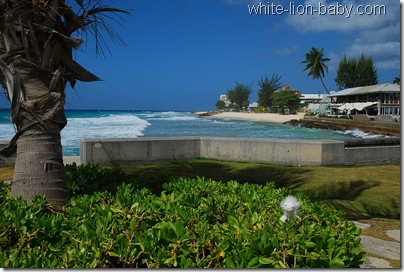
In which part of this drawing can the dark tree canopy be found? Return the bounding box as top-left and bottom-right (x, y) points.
(393, 76), (400, 85)
(257, 74), (282, 108)
(226, 82), (252, 110)
(270, 90), (301, 114)
(215, 100), (226, 110)
(335, 53), (378, 90)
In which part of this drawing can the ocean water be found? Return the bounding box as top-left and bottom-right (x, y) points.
(0, 109), (388, 156)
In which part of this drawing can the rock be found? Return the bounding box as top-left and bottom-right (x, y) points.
(360, 236), (400, 260)
(386, 230), (400, 242)
(360, 257), (392, 268)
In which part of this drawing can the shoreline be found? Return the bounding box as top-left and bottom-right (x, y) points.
(194, 111), (304, 124)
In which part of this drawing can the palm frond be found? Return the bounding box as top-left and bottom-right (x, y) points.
(59, 53), (101, 82)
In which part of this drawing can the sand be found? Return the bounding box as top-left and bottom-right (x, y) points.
(200, 111), (304, 124)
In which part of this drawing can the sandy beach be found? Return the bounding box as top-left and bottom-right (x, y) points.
(196, 111), (304, 124)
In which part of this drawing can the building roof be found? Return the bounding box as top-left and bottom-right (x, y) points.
(300, 94), (323, 100)
(330, 83), (400, 97)
(248, 102), (259, 108)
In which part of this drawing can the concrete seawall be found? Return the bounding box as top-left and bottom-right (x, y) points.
(1, 137), (400, 167)
(79, 137), (400, 166)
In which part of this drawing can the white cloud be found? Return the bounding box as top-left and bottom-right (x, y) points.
(286, 0), (400, 71)
(286, 0), (398, 33)
(346, 41), (400, 58)
(375, 59), (400, 70)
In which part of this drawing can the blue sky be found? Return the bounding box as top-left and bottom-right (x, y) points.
(0, 0), (400, 111)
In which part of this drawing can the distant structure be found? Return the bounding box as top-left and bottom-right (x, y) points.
(219, 94), (231, 107)
(299, 94), (324, 104)
(248, 102), (259, 109)
(219, 94), (259, 110)
(329, 83), (400, 116)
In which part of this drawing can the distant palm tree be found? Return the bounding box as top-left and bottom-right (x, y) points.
(0, 0), (129, 205)
(301, 47), (331, 95)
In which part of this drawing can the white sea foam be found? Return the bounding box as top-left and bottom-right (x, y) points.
(61, 114), (150, 154)
(336, 128), (388, 139)
(0, 123), (15, 140)
(142, 111), (200, 121)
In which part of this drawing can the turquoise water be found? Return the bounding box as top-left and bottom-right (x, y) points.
(0, 109), (384, 156)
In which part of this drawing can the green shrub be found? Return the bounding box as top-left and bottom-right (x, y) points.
(0, 165), (366, 268)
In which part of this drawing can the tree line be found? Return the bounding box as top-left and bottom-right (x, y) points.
(215, 75), (301, 115)
(216, 47), (398, 113)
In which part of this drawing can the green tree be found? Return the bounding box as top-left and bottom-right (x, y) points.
(270, 90), (301, 114)
(335, 53), (378, 89)
(301, 47), (330, 95)
(257, 74), (282, 108)
(0, 0), (129, 205)
(393, 76), (400, 85)
(215, 100), (226, 110)
(226, 82), (252, 111)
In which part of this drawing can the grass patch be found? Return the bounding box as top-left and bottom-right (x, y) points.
(121, 159), (400, 220)
(0, 167), (13, 181)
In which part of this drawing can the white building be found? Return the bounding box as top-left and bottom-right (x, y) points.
(219, 94), (231, 107)
(299, 94), (324, 104)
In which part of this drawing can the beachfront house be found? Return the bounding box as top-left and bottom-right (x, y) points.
(328, 83), (400, 118)
(219, 94), (231, 107)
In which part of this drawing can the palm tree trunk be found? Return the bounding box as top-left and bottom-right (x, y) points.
(319, 76), (334, 103)
(11, 128), (68, 206)
(9, 65), (69, 206)
(319, 76), (330, 95)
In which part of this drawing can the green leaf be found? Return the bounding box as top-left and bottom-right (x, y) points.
(48, 244), (62, 252)
(259, 257), (273, 265)
(305, 241), (316, 248)
(327, 237), (336, 248)
(247, 256), (259, 267)
(108, 251), (119, 257)
(227, 215), (239, 229)
(174, 221), (186, 238)
(329, 258), (345, 268)
(110, 206), (124, 214)
(225, 257), (236, 268)
(252, 211), (259, 225)
(310, 252), (320, 260)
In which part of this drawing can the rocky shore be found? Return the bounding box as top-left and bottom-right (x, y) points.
(286, 117), (400, 137)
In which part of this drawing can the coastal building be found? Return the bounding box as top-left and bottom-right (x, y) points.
(248, 102), (259, 109)
(328, 83), (400, 116)
(300, 94), (324, 104)
(219, 94), (231, 107)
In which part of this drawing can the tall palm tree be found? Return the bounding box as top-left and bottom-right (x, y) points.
(301, 47), (330, 95)
(0, 0), (129, 205)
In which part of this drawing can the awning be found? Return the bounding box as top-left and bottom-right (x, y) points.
(338, 102), (377, 111)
